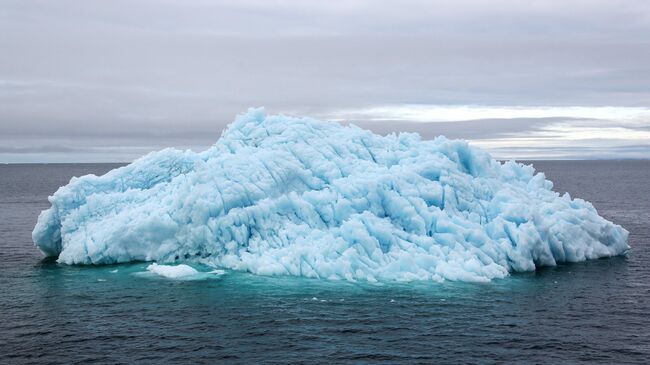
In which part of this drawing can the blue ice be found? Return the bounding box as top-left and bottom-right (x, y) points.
(33, 108), (629, 282)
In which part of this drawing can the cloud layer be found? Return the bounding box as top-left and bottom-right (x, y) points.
(1, 0), (649, 162)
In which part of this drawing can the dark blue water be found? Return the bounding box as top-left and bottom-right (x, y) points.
(1, 161), (649, 364)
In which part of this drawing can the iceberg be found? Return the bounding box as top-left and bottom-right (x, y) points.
(33, 108), (629, 282)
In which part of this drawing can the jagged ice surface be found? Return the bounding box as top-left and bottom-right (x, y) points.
(33, 109), (629, 282)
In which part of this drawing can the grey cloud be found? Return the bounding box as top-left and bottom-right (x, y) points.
(1, 1), (649, 162)
(489, 144), (650, 160)
(0, 145), (81, 154)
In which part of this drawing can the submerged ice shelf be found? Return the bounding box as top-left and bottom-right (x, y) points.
(33, 109), (629, 282)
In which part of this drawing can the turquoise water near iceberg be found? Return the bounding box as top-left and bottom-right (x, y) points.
(1, 161), (649, 364)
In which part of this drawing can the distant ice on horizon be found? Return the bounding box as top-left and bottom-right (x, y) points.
(32, 108), (629, 282)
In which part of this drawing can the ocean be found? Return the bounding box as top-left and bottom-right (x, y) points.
(1, 161), (648, 364)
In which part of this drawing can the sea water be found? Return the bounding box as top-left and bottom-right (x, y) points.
(1, 161), (648, 364)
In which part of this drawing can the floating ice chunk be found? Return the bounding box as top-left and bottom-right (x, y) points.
(143, 263), (225, 280)
(32, 108), (629, 282)
(146, 263), (198, 279)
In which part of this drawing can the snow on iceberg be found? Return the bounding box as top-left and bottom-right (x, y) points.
(32, 108), (629, 282)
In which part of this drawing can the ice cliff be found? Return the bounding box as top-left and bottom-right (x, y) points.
(33, 109), (629, 282)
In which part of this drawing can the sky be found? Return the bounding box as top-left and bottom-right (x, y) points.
(1, 0), (650, 162)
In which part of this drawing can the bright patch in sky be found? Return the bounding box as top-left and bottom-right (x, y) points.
(330, 105), (650, 160)
(335, 105), (650, 124)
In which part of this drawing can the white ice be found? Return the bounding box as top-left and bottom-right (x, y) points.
(146, 263), (198, 279)
(32, 108), (629, 282)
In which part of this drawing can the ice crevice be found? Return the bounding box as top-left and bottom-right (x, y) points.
(32, 108), (629, 282)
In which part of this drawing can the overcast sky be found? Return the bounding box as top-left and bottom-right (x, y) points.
(2, 0), (650, 162)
